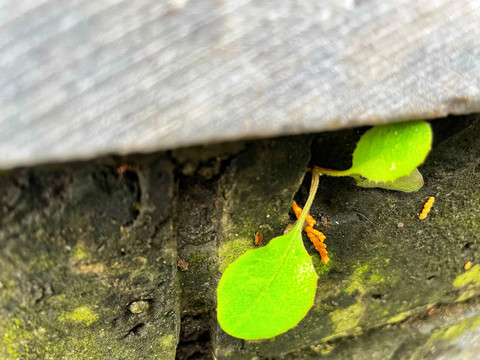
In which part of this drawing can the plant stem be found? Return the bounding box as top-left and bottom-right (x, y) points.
(313, 166), (351, 177)
(296, 168), (320, 230)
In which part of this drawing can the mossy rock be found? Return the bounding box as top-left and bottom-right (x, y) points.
(2, 115), (480, 359)
(0, 157), (179, 359)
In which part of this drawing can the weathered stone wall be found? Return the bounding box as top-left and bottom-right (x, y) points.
(1, 114), (480, 359)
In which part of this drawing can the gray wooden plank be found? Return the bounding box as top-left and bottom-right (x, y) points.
(1, 0), (480, 168)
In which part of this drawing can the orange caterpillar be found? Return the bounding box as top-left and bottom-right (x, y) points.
(419, 197), (435, 220)
(292, 201), (330, 264)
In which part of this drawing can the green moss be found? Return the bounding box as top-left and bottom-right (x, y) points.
(1, 318), (32, 359)
(37, 253), (58, 272)
(344, 279), (363, 295)
(50, 293), (67, 303)
(343, 262), (385, 295)
(344, 264), (368, 295)
(39, 319), (176, 360)
(219, 238), (254, 272)
(387, 311), (411, 324)
(73, 248), (87, 261)
(456, 289), (480, 302)
(49, 333), (103, 360)
(369, 273), (385, 284)
(310, 343), (334, 355)
(160, 334), (176, 350)
(431, 314), (480, 341)
(453, 265), (480, 287)
(44, 320), (177, 359)
(187, 251), (210, 264)
(314, 258), (333, 276)
(356, 264), (369, 275)
(330, 304), (363, 333)
(60, 306), (98, 326)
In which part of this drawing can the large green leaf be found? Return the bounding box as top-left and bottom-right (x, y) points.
(345, 120), (432, 182)
(216, 222), (318, 339)
(217, 171), (321, 340)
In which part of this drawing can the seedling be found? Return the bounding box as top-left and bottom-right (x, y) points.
(314, 120), (432, 190)
(217, 120), (432, 340)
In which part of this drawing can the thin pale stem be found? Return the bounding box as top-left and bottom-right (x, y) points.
(313, 166), (351, 177)
(296, 168), (320, 231)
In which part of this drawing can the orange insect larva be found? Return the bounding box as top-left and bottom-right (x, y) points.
(292, 201), (316, 227)
(292, 201), (330, 264)
(464, 261), (472, 270)
(292, 201), (303, 218)
(419, 196), (435, 220)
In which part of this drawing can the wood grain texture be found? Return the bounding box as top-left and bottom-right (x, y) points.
(1, 0), (480, 168)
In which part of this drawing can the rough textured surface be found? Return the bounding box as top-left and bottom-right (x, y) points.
(0, 157), (179, 359)
(281, 298), (480, 360)
(1, 0), (480, 168)
(2, 114), (480, 359)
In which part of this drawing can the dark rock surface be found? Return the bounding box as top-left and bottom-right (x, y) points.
(0, 157), (179, 359)
(1, 114), (480, 359)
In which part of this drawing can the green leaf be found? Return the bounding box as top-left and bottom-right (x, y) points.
(217, 170), (322, 340)
(353, 168), (424, 192)
(345, 120), (432, 182)
(216, 222), (318, 339)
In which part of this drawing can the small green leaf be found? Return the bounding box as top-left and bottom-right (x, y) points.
(346, 120), (432, 182)
(216, 222), (318, 339)
(353, 168), (424, 192)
